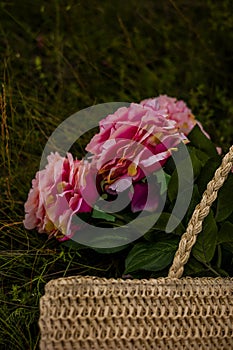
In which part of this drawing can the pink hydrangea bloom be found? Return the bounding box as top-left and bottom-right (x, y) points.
(129, 182), (160, 213)
(23, 152), (96, 240)
(86, 102), (188, 210)
(140, 95), (196, 135)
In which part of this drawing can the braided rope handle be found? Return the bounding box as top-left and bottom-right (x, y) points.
(168, 145), (233, 279)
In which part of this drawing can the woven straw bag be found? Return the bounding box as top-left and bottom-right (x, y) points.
(39, 146), (233, 350)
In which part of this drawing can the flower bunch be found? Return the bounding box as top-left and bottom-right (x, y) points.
(24, 152), (97, 240)
(24, 95), (233, 277)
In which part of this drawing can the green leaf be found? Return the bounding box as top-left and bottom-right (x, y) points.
(222, 243), (233, 254)
(215, 174), (233, 222)
(129, 212), (185, 240)
(168, 146), (208, 204)
(144, 213), (185, 241)
(82, 229), (130, 249)
(192, 210), (217, 263)
(227, 211), (233, 224)
(61, 240), (89, 250)
(196, 156), (222, 194)
(187, 146), (208, 178)
(217, 221), (233, 244)
(62, 235), (129, 254)
(124, 239), (178, 274)
(188, 124), (218, 157)
(92, 207), (116, 222)
(188, 145), (210, 164)
(93, 244), (129, 254)
(123, 213), (159, 234)
(212, 267), (229, 277)
(167, 161), (193, 203)
(184, 256), (206, 276)
(154, 169), (171, 195)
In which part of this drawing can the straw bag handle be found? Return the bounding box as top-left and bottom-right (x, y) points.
(168, 145), (233, 279)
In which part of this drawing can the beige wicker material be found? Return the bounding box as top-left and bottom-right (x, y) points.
(39, 146), (233, 350)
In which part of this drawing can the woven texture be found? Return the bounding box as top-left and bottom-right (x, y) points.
(39, 146), (233, 350)
(39, 276), (233, 349)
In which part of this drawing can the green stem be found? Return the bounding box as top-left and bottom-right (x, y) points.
(203, 261), (221, 277)
(216, 244), (222, 268)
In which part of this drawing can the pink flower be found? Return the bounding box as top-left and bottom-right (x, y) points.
(86, 102), (187, 208)
(23, 152), (96, 240)
(140, 95), (196, 135)
(130, 182), (160, 213)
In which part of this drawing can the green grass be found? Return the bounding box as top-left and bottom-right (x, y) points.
(0, 0), (233, 348)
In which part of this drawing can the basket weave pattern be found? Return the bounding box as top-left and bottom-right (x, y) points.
(39, 146), (233, 350)
(39, 276), (233, 349)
